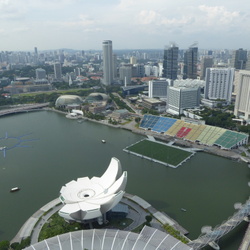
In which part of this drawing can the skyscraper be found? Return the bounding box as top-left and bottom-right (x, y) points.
(230, 48), (248, 70)
(234, 70), (250, 120)
(162, 43), (179, 80)
(204, 68), (235, 103)
(102, 40), (113, 85)
(200, 57), (213, 80)
(183, 45), (198, 79)
(54, 62), (62, 80)
(119, 64), (132, 85)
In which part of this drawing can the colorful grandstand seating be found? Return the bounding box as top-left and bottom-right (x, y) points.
(176, 127), (192, 138)
(139, 115), (249, 149)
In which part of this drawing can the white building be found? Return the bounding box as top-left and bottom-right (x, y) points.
(204, 68), (235, 103)
(167, 86), (201, 115)
(152, 66), (159, 77)
(102, 40), (113, 85)
(148, 79), (170, 98)
(234, 70), (250, 121)
(144, 65), (152, 76)
(59, 157), (127, 224)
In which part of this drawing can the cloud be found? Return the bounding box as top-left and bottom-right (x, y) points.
(199, 5), (240, 25)
(61, 15), (95, 28)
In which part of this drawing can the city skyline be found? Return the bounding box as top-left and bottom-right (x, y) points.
(1, 0), (250, 51)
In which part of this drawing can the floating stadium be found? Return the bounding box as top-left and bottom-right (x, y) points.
(139, 115), (249, 150)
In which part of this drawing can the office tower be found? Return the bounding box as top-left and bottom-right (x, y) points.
(130, 56), (137, 65)
(54, 62), (62, 80)
(162, 43), (179, 80)
(152, 66), (159, 77)
(119, 64), (132, 85)
(36, 68), (46, 80)
(230, 48), (248, 69)
(34, 47), (38, 55)
(234, 70), (250, 120)
(132, 64), (145, 77)
(102, 40), (113, 85)
(113, 54), (117, 79)
(74, 67), (81, 76)
(144, 65), (152, 76)
(183, 45), (198, 79)
(245, 54), (250, 71)
(204, 68), (235, 103)
(148, 79), (169, 98)
(167, 86), (200, 115)
(200, 57), (213, 80)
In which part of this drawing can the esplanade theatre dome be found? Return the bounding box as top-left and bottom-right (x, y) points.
(55, 95), (83, 107)
(85, 93), (108, 103)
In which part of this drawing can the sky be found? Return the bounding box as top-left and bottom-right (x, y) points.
(1, 0), (250, 51)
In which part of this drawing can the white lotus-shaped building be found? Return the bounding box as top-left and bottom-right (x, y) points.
(59, 157), (127, 223)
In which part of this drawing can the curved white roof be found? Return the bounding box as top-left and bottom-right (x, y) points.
(59, 157), (127, 222)
(24, 226), (192, 250)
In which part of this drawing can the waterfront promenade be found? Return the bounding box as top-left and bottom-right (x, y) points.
(11, 193), (190, 245)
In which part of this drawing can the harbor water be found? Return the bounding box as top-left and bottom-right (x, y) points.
(0, 110), (249, 249)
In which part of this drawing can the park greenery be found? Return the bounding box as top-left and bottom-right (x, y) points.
(198, 107), (236, 129)
(38, 212), (133, 242)
(163, 224), (189, 244)
(0, 237), (31, 250)
(126, 139), (192, 166)
(109, 93), (134, 112)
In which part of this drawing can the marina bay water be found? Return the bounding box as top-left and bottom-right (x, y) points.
(0, 110), (249, 249)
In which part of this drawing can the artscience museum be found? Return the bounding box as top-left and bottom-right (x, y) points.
(58, 157), (127, 224)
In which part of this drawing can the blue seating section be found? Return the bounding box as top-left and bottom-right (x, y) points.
(152, 117), (177, 133)
(140, 115), (177, 133)
(140, 115), (160, 129)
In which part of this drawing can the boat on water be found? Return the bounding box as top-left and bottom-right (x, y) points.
(181, 208), (187, 212)
(10, 187), (20, 192)
(102, 140), (106, 143)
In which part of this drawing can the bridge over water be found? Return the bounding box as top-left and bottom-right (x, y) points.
(188, 197), (250, 249)
(0, 103), (49, 117)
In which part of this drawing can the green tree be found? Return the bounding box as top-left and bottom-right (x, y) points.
(0, 240), (9, 250)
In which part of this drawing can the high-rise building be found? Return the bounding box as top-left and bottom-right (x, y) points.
(167, 86), (200, 115)
(200, 57), (213, 80)
(36, 68), (46, 80)
(183, 46), (198, 79)
(132, 64), (145, 77)
(162, 43), (179, 80)
(102, 40), (113, 85)
(54, 62), (62, 80)
(130, 56), (137, 65)
(113, 54), (117, 79)
(230, 48), (248, 70)
(204, 68), (234, 103)
(234, 70), (250, 120)
(119, 64), (132, 85)
(148, 79), (169, 98)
